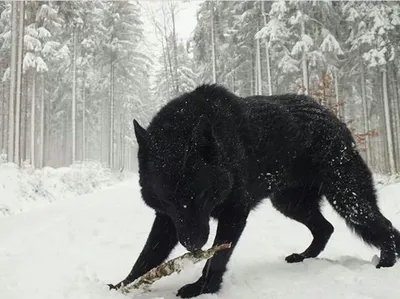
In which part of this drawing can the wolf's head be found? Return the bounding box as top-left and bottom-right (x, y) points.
(133, 116), (233, 251)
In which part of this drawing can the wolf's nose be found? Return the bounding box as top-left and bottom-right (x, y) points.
(181, 238), (200, 252)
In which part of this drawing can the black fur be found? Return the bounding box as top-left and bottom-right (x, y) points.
(109, 84), (400, 297)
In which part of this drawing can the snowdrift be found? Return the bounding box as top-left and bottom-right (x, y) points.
(0, 161), (130, 216)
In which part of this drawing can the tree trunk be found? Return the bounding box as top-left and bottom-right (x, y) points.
(119, 111), (125, 170)
(82, 77), (86, 161)
(382, 67), (396, 174)
(392, 64), (400, 170)
(251, 51), (255, 95)
(264, 42), (272, 95)
(334, 70), (342, 120)
(14, 0), (25, 165)
(161, 3), (175, 96)
(256, 20), (262, 95)
(62, 113), (68, 166)
(109, 59), (115, 169)
(22, 73), (28, 164)
(231, 68), (235, 93)
(261, 0), (272, 95)
(30, 72), (36, 167)
(300, 15), (309, 95)
(8, 1), (18, 162)
(211, 1), (217, 84)
(161, 34), (171, 99)
(360, 61), (370, 166)
(170, 4), (179, 94)
(39, 74), (45, 168)
(1, 81), (6, 154)
(71, 27), (77, 163)
(101, 87), (108, 165)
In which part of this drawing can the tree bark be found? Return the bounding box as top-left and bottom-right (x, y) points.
(39, 74), (45, 168)
(211, 1), (217, 84)
(391, 64), (400, 171)
(31, 72), (36, 167)
(160, 32), (171, 99)
(1, 82), (6, 154)
(72, 26), (77, 163)
(14, 0), (25, 165)
(22, 74), (28, 163)
(261, 0), (272, 95)
(170, 3), (179, 94)
(8, 1), (18, 162)
(82, 77), (86, 161)
(256, 20), (262, 95)
(300, 15), (309, 95)
(109, 59), (115, 169)
(360, 60), (370, 166)
(161, 3), (175, 96)
(382, 67), (396, 174)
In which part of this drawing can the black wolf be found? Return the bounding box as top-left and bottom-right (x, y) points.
(109, 84), (400, 298)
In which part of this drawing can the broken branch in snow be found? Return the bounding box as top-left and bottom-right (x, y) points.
(119, 243), (231, 294)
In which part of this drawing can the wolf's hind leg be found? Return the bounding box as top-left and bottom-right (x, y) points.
(271, 187), (334, 263)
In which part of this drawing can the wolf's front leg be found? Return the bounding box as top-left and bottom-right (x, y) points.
(177, 205), (249, 298)
(109, 212), (178, 289)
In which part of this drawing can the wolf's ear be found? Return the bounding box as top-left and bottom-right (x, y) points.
(133, 119), (149, 148)
(192, 115), (219, 163)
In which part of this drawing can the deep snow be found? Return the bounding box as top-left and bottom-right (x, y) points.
(1, 174), (400, 299)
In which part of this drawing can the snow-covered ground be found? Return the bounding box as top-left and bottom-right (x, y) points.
(1, 173), (400, 299)
(0, 161), (129, 216)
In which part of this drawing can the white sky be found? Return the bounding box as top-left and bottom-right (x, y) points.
(140, 1), (203, 56)
(139, 1), (204, 88)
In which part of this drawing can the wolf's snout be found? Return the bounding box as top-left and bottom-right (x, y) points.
(178, 222), (209, 252)
(180, 235), (207, 252)
(181, 238), (201, 252)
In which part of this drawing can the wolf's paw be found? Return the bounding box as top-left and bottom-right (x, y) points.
(177, 278), (220, 298)
(107, 283), (121, 290)
(285, 253), (305, 263)
(376, 254), (396, 269)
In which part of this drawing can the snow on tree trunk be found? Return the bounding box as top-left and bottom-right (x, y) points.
(261, 0), (272, 96)
(382, 67), (396, 174)
(14, 0), (25, 165)
(72, 27), (77, 163)
(211, 2), (217, 84)
(360, 61), (370, 166)
(31, 72), (36, 167)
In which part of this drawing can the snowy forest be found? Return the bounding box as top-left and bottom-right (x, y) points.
(0, 0), (400, 176)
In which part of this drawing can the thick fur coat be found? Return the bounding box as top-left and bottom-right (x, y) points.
(109, 84), (400, 298)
